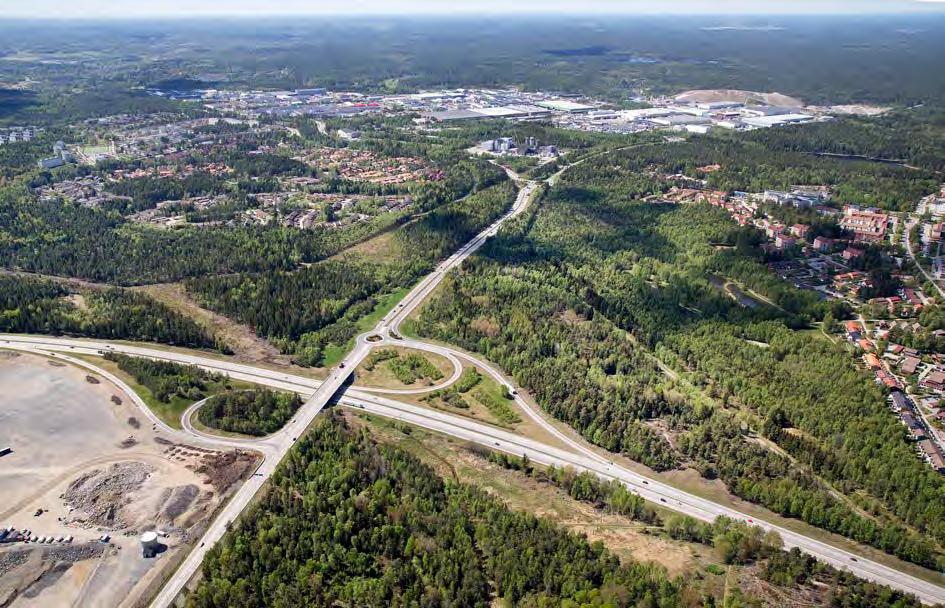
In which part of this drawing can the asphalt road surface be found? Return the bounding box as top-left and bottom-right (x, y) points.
(6, 335), (945, 605)
(5, 154), (945, 605)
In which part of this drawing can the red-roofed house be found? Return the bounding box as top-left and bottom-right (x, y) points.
(766, 224), (785, 239)
(791, 224), (810, 239)
(922, 369), (945, 391)
(901, 356), (921, 375)
(904, 288), (921, 305)
(812, 236), (834, 252)
(843, 247), (865, 261)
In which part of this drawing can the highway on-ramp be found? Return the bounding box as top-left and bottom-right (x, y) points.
(5, 154), (945, 605)
(6, 335), (945, 605)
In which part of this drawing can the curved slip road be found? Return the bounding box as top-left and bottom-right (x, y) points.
(355, 342), (465, 395)
(6, 337), (945, 605)
(5, 148), (945, 606)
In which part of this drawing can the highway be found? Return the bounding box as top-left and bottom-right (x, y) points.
(5, 152), (945, 605)
(6, 334), (945, 605)
(23, 172), (547, 608)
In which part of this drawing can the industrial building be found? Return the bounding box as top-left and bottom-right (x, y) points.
(649, 114), (713, 127)
(742, 114), (814, 128)
(535, 99), (596, 113)
(426, 105), (551, 122)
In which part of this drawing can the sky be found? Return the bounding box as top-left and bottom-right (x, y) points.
(2, 0), (945, 19)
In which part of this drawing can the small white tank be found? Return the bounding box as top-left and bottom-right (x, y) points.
(140, 531), (160, 557)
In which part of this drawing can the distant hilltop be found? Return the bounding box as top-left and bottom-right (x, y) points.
(674, 89), (804, 108)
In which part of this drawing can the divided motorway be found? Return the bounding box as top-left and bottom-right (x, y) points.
(6, 158), (945, 605)
(6, 334), (945, 606)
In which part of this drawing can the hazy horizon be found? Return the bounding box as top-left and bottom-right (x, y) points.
(4, 0), (945, 19)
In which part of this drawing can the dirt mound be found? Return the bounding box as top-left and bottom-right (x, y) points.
(157, 484), (200, 522)
(63, 462), (154, 529)
(0, 543), (106, 607)
(194, 451), (257, 494)
(674, 89), (803, 107)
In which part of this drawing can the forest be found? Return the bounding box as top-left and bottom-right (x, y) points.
(0, 274), (220, 349)
(0, 183), (394, 285)
(416, 149), (945, 569)
(575, 136), (940, 213)
(104, 353), (225, 404)
(188, 414), (926, 608)
(186, 181), (517, 366)
(743, 107), (945, 173)
(197, 388), (302, 436)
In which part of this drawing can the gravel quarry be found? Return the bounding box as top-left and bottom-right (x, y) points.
(63, 462), (156, 529)
(0, 351), (257, 608)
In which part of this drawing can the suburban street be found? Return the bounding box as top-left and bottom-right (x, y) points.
(902, 213), (945, 298)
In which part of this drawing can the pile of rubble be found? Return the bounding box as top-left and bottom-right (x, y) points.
(42, 542), (106, 564)
(0, 543), (106, 607)
(156, 484), (200, 522)
(193, 451), (257, 494)
(62, 462), (155, 529)
(0, 550), (29, 578)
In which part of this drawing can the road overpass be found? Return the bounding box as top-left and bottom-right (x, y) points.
(6, 335), (945, 605)
(5, 145), (944, 606)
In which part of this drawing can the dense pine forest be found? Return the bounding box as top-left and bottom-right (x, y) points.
(187, 415), (927, 608)
(197, 389), (302, 436)
(415, 148), (945, 569)
(0, 181), (400, 285)
(0, 274), (219, 349)
(104, 353), (226, 404)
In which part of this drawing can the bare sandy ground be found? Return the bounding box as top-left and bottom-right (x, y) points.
(0, 351), (253, 608)
(674, 88), (804, 107)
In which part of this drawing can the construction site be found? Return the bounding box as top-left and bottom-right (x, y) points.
(0, 351), (259, 608)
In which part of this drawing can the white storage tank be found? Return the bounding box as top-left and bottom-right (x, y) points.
(140, 531), (160, 557)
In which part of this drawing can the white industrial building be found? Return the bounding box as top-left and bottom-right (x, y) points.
(536, 99), (596, 113)
(742, 114), (814, 128)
